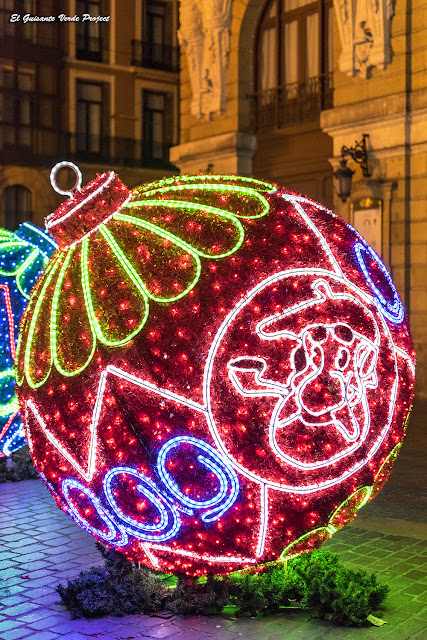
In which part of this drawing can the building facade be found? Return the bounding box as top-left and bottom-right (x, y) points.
(0, 0), (179, 229)
(171, 0), (427, 394)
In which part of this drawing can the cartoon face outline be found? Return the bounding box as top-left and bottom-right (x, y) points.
(204, 270), (399, 494)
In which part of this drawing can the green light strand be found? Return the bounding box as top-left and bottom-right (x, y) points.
(123, 200), (245, 259)
(134, 183), (271, 219)
(108, 217), (202, 303)
(0, 369), (19, 417)
(24, 254), (62, 389)
(82, 229), (149, 347)
(0, 242), (31, 276)
(16, 248), (42, 300)
(328, 485), (373, 529)
(51, 246), (96, 377)
(134, 174), (277, 195)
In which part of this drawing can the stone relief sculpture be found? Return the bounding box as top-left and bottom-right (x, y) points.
(333, 0), (395, 77)
(178, 0), (233, 119)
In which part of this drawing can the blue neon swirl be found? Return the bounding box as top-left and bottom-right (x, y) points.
(354, 242), (404, 323)
(157, 436), (240, 522)
(62, 478), (128, 546)
(103, 467), (181, 542)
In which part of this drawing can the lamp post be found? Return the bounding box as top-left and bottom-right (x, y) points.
(333, 134), (372, 203)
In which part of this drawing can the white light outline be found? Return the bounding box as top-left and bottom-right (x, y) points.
(244, 278), (381, 469)
(24, 193), (415, 565)
(147, 544), (257, 565)
(256, 484), (269, 557)
(204, 268), (399, 492)
(16, 222), (58, 259)
(66, 194), (132, 249)
(46, 171), (114, 229)
(282, 196), (344, 277)
(49, 161), (82, 197)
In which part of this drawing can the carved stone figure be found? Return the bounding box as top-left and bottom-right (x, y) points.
(178, 0), (233, 119)
(333, 0), (395, 77)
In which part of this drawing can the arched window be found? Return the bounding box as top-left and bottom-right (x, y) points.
(254, 0), (334, 129)
(1, 185), (32, 230)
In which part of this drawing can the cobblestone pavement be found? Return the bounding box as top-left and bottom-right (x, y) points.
(0, 399), (426, 640)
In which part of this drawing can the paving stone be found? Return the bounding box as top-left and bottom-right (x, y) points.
(27, 614), (70, 630)
(22, 569), (53, 579)
(0, 620), (22, 632)
(0, 595), (29, 607)
(161, 631), (203, 640)
(2, 601), (41, 616)
(24, 632), (59, 640)
(0, 628), (35, 640)
(0, 567), (23, 579)
(33, 594), (61, 606)
(18, 608), (61, 623)
(23, 576), (57, 588)
(144, 623), (180, 638)
(0, 585), (26, 596)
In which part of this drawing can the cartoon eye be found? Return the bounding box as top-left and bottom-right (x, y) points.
(334, 324), (353, 343)
(293, 347), (307, 371)
(310, 326), (327, 342)
(336, 347), (349, 370)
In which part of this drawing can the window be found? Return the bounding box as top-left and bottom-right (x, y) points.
(0, 0), (37, 42)
(132, 2), (178, 72)
(142, 91), (173, 165)
(76, 0), (105, 62)
(147, 1), (167, 59)
(2, 185), (32, 230)
(76, 80), (108, 155)
(1, 69), (34, 147)
(254, 0), (333, 128)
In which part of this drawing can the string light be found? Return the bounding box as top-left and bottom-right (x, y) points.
(0, 224), (57, 456)
(17, 167), (415, 576)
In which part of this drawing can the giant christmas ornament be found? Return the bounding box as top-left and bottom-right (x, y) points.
(16, 163), (415, 576)
(0, 223), (57, 456)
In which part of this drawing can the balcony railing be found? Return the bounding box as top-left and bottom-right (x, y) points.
(0, 125), (176, 169)
(250, 73), (334, 131)
(131, 40), (179, 73)
(76, 34), (105, 63)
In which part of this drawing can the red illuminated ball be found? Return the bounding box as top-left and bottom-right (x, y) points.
(16, 169), (415, 576)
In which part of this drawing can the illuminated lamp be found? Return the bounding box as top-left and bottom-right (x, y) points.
(16, 162), (415, 576)
(0, 223), (57, 457)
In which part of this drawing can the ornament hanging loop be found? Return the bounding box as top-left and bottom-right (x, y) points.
(50, 161), (82, 198)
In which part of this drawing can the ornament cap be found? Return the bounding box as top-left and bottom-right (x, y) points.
(46, 166), (130, 249)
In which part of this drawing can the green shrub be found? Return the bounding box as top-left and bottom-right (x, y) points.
(288, 550), (389, 626)
(230, 564), (303, 616)
(56, 544), (167, 618)
(166, 573), (233, 616)
(57, 545), (388, 626)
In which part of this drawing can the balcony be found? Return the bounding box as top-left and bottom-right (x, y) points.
(0, 124), (176, 170)
(76, 34), (105, 63)
(0, 9), (62, 61)
(250, 73), (334, 131)
(131, 40), (179, 73)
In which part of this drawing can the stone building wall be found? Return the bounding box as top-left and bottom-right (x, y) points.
(171, 0), (427, 394)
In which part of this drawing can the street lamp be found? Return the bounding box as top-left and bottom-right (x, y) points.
(333, 134), (372, 202)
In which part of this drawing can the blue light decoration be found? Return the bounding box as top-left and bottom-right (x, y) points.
(354, 241), (404, 323)
(0, 223), (57, 456)
(157, 436), (240, 523)
(61, 436), (240, 546)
